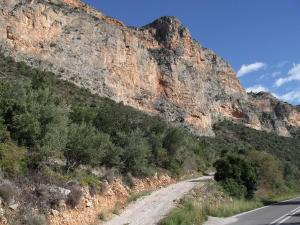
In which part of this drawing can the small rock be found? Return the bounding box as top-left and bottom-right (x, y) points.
(82, 186), (90, 197)
(49, 186), (71, 197)
(86, 201), (93, 208)
(101, 180), (110, 194)
(58, 200), (67, 211)
(51, 209), (60, 216)
(9, 203), (19, 210)
(58, 187), (71, 196)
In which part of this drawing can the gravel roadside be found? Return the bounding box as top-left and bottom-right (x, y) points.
(102, 176), (212, 225)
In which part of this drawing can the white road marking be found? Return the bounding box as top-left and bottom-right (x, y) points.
(275, 208), (300, 224)
(233, 197), (300, 218)
(233, 205), (269, 218)
(269, 206), (300, 225)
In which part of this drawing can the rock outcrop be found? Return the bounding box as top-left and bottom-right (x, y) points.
(247, 92), (300, 136)
(0, 0), (299, 136)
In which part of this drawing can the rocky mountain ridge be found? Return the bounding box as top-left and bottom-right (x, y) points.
(0, 0), (299, 136)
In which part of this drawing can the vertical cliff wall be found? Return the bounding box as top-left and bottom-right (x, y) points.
(0, 0), (299, 136)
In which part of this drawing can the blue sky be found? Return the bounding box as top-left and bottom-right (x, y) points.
(83, 0), (300, 105)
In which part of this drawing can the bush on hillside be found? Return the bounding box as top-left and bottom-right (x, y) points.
(0, 53), (299, 199)
(119, 130), (153, 176)
(0, 117), (9, 143)
(64, 122), (119, 172)
(247, 151), (285, 196)
(0, 81), (69, 165)
(0, 142), (26, 177)
(214, 154), (259, 199)
(220, 179), (247, 199)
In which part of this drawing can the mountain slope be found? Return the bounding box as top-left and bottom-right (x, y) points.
(0, 0), (299, 136)
(0, 45), (299, 225)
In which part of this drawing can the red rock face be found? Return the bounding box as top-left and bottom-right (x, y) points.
(0, 0), (299, 136)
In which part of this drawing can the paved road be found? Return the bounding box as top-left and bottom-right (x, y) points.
(230, 197), (300, 225)
(102, 176), (212, 225)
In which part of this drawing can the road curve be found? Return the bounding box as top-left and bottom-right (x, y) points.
(229, 197), (300, 225)
(102, 176), (212, 225)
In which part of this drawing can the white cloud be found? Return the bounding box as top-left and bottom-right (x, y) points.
(274, 64), (300, 87)
(237, 62), (266, 77)
(279, 90), (300, 104)
(246, 85), (269, 93)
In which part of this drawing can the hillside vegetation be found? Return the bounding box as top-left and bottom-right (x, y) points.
(0, 54), (299, 224)
(0, 54), (214, 178)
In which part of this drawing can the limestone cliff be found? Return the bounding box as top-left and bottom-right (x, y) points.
(0, 0), (299, 136)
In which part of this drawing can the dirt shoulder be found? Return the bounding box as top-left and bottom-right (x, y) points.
(102, 176), (212, 225)
(49, 174), (175, 225)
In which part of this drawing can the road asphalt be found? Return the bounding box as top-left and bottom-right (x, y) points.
(230, 197), (300, 225)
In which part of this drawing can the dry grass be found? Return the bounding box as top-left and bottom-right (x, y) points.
(205, 199), (262, 217)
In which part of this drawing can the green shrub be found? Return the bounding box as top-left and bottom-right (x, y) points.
(205, 199), (263, 217)
(70, 106), (97, 124)
(0, 142), (26, 177)
(71, 170), (101, 189)
(0, 117), (9, 142)
(0, 80), (69, 165)
(119, 131), (153, 176)
(221, 179), (246, 198)
(214, 154), (259, 199)
(247, 151), (285, 198)
(43, 166), (70, 183)
(64, 122), (117, 171)
(212, 120), (300, 174)
(161, 200), (207, 225)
